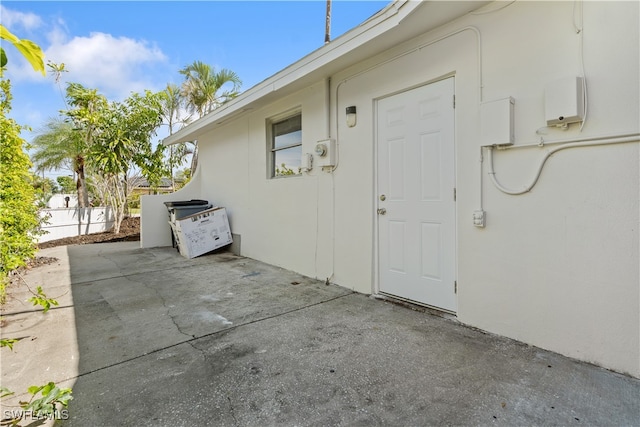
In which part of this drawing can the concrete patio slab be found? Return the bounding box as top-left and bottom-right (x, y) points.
(1, 242), (638, 426)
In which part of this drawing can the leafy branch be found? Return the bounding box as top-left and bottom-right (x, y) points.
(22, 382), (73, 415)
(0, 338), (19, 350)
(1, 383), (73, 426)
(0, 24), (45, 76)
(27, 286), (59, 313)
(13, 271), (62, 313)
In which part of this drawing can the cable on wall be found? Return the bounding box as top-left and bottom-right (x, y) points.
(486, 133), (640, 195)
(482, 1), (598, 201)
(573, 0), (588, 132)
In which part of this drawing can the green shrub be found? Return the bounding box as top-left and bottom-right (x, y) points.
(0, 79), (41, 300)
(128, 192), (141, 209)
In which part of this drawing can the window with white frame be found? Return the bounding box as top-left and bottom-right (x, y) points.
(269, 113), (302, 177)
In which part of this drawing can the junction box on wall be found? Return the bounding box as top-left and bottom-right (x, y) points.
(480, 97), (515, 146)
(545, 76), (585, 127)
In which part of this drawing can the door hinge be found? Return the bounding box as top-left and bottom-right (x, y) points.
(454, 281), (457, 294)
(453, 95), (456, 109)
(453, 187), (457, 201)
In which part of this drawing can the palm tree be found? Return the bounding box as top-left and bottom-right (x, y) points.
(32, 83), (108, 208)
(159, 84), (193, 188)
(161, 83), (188, 134)
(31, 118), (89, 207)
(179, 61), (242, 174)
(179, 61), (242, 118)
(63, 83), (108, 207)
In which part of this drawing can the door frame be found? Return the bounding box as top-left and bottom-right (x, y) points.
(372, 75), (458, 313)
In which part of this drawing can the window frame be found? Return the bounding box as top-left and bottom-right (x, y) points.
(267, 109), (302, 179)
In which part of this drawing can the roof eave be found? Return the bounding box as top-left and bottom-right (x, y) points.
(163, 1), (415, 146)
(163, 0), (488, 145)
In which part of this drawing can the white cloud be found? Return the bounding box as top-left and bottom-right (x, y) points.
(0, 5), (43, 31)
(45, 32), (168, 99)
(1, 6), (46, 75)
(4, 6), (169, 100)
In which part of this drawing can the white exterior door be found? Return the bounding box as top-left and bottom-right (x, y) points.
(377, 78), (456, 313)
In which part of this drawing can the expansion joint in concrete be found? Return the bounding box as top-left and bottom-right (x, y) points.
(64, 291), (357, 383)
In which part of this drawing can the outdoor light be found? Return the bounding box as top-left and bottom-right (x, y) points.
(346, 106), (357, 128)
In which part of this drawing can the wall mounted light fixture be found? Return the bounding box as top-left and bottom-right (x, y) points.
(346, 106), (357, 128)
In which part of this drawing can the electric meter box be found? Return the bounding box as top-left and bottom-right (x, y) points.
(480, 97), (514, 146)
(315, 138), (336, 167)
(545, 76), (584, 126)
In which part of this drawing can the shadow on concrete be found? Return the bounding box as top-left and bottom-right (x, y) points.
(4, 242), (638, 426)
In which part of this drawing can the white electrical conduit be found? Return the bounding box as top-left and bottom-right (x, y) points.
(486, 133), (640, 195)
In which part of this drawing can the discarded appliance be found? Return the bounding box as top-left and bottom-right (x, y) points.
(171, 207), (233, 259)
(163, 199), (212, 249)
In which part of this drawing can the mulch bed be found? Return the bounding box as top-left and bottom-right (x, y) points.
(37, 216), (140, 249)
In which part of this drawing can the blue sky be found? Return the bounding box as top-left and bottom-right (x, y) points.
(1, 0), (387, 176)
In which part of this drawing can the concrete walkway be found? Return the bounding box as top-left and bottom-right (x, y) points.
(1, 242), (638, 426)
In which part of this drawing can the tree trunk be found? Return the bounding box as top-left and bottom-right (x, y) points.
(123, 169), (129, 217)
(107, 175), (125, 234)
(169, 145), (176, 190)
(75, 158), (90, 208)
(190, 141), (198, 177)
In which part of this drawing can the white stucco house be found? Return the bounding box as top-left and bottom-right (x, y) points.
(141, 1), (640, 378)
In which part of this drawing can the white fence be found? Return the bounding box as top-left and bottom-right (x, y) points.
(39, 207), (114, 243)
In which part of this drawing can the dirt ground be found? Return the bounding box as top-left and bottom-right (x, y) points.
(37, 216), (140, 250)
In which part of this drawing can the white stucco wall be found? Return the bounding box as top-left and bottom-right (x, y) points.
(140, 166), (202, 248)
(143, 1), (639, 377)
(47, 193), (78, 209)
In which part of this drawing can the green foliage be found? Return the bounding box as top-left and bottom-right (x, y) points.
(0, 80), (41, 299)
(30, 174), (58, 208)
(31, 117), (90, 207)
(0, 382), (74, 424)
(1, 338), (19, 350)
(31, 119), (83, 173)
(85, 89), (167, 232)
(0, 34), (72, 427)
(56, 175), (76, 193)
(128, 192), (141, 209)
(47, 60), (68, 84)
(0, 24), (45, 76)
(28, 286), (59, 313)
(275, 163), (302, 177)
(174, 167), (191, 190)
(1, 386), (14, 399)
(31, 175), (58, 194)
(1, 381), (73, 426)
(22, 382), (73, 412)
(179, 61), (242, 175)
(179, 61), (242, 118)
(60, 83), (109, 208)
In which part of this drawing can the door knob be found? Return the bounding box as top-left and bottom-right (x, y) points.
(377, 208), (387, 215)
